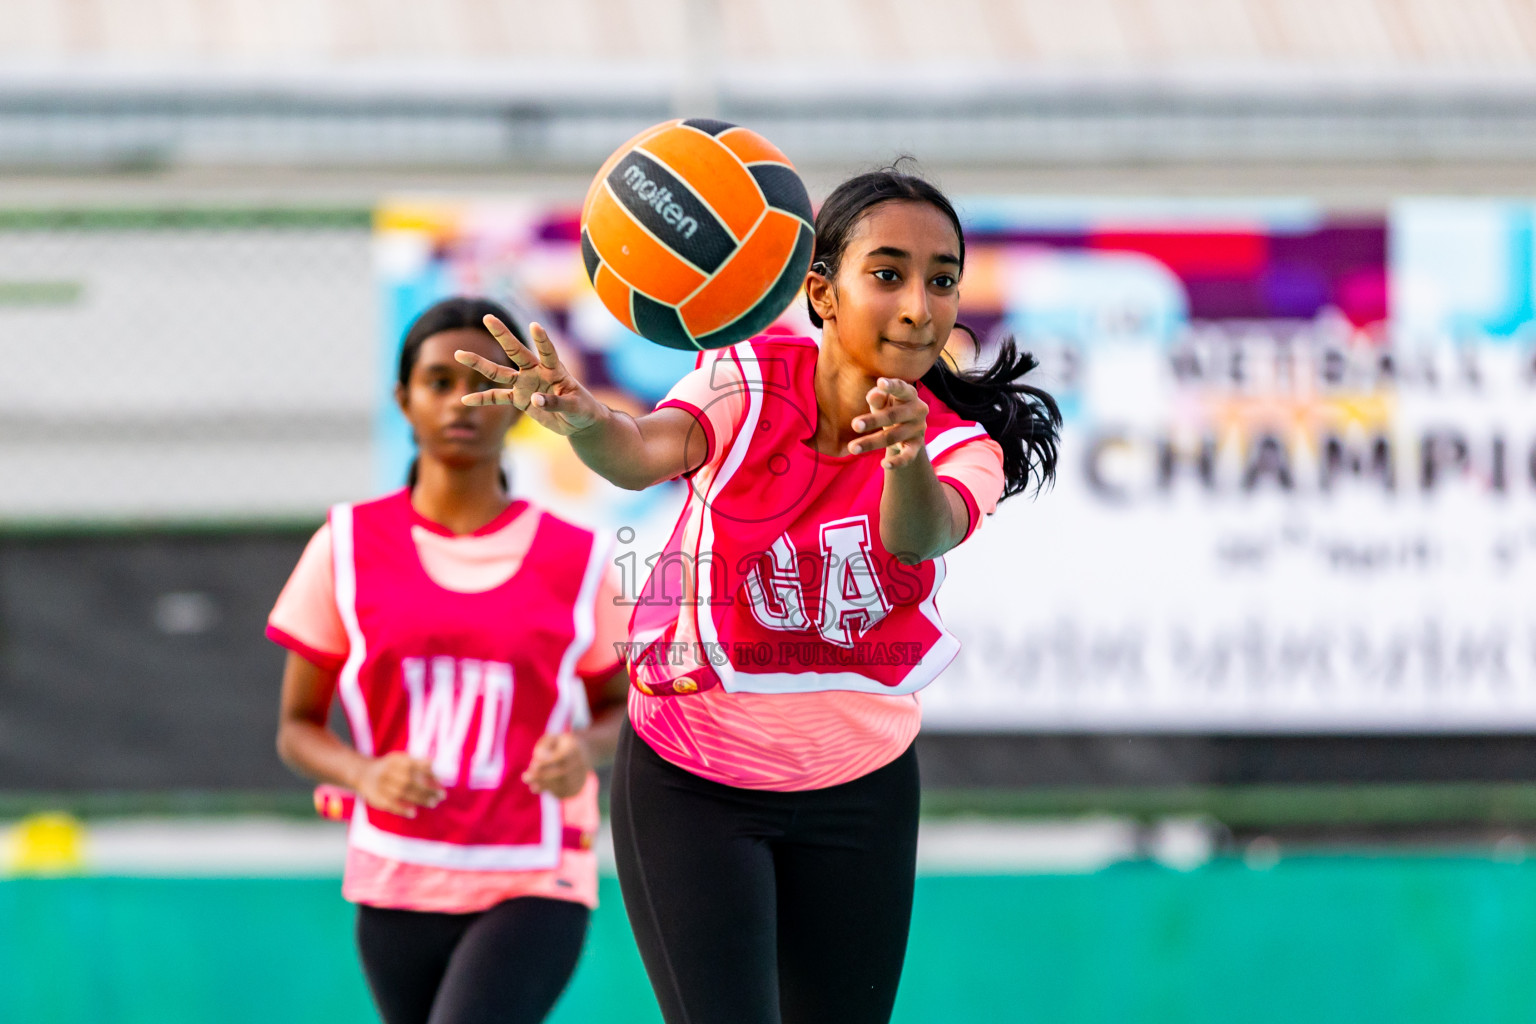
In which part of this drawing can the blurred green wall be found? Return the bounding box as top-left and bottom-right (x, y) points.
(4, 859), (1535, 1023)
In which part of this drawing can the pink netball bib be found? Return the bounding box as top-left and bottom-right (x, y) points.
(330, 490), (609, 871)
(629, 337), (988, 698)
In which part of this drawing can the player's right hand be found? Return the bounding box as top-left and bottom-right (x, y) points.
(456, 317), (607, 436)
(354, 752), (445, 818)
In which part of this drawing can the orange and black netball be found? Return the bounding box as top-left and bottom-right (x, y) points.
(579, 118), (814, 351)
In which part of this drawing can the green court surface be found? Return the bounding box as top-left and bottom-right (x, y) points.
(4, 858), (1535, 1023)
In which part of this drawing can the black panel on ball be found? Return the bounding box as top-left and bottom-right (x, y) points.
(748, 164), (814, 226)
(580, 230), (600, 282)
(695, 222), (815, 350)
(681, 118), (736, 136)
(606, 150), (737, 273)
(632, 293), (699, 351)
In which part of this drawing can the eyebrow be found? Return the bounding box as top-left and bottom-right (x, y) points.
(864, 245), (962, 266)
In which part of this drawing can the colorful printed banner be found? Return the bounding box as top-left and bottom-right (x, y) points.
(377, 197), (1536, 731)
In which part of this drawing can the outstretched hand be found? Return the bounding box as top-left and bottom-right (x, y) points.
(848, 377), (929, 470)
(455, 317), (607, 436)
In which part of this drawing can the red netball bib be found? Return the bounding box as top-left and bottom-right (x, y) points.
(628, 337), (987, 698)
(331, 490), (609, 870)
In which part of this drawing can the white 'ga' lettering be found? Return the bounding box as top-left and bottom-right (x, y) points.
(741, 517), (892, 648)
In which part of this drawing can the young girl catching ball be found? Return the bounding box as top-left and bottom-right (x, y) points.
(457, 170), (1059, 1024)
(269, 298), (630, 1024)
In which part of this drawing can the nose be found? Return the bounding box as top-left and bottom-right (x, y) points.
(898, 277), (932, 329)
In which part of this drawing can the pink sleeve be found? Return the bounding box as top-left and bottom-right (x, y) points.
(266, 523), (349, 670)
(576, 569), (626, 681)
(653, 355), (746, 478)
(933, 436), (1006, 540)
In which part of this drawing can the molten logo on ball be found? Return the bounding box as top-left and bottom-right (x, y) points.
(620, 164), (700, 239)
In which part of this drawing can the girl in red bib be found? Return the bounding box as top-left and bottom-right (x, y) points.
(269, 298), (629, 1024)
(458, 171), (1059, 1024)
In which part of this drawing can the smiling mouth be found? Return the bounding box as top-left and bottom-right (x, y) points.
(882, 337), (933, 351)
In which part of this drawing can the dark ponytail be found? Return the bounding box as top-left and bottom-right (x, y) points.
(399, 296), (522, 490)
(923, 326), (1061, 499)
(809, 167), (1060, 499)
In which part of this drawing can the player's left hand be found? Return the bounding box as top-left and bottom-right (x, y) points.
(457, 319), (606, 437)
(522, 732), (592, 799)
(849, 377), (928, 469)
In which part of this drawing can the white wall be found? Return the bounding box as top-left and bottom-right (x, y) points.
(0, 226), (374, 521)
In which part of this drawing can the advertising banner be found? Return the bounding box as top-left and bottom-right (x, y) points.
(377, 197), (1536, 731)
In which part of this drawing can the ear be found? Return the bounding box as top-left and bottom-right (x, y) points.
(805, 269), (837, 324)
(394, 382), (409, 414)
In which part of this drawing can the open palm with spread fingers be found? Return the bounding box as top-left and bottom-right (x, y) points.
(455, 316), (606, 435)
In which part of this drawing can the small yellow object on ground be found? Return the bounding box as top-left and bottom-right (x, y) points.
(3, 812), (87, 876)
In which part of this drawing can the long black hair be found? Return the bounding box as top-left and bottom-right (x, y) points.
(807, 168), (1060, 499)
(398, 296), (522, 489)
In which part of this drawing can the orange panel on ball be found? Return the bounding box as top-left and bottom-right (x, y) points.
(637, 127), (766, 241)
(681, 208), (803, 336)
(716, 127), (793, 168)
(592, 263), (637, 333)
(586, 185), (707, 305)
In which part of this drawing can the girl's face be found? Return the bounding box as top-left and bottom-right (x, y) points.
(397, 328), (520, 470)
(813, 200), (962, 381)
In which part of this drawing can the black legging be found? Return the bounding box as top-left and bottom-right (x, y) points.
(611, 719), (920, 1024)
(355, 896), (588, 1024)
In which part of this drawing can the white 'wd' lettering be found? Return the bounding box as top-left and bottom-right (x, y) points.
(402, 656), (515, 788)
(467, 661), (513, 789)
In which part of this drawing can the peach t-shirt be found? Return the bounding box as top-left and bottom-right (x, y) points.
(268, 500), (627, 913)
(629, 353), (1007, 791)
